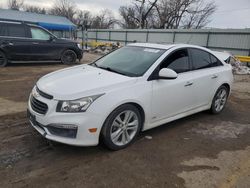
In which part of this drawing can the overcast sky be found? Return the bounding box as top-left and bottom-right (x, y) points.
(1, 0), (250, 28)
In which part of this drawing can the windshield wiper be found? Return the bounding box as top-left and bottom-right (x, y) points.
(98, 66), (127, 76)
(91, 62), (98, 67)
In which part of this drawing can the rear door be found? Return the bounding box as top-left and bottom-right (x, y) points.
(1, 23), (31, 60)
(188, 48), (224, 107)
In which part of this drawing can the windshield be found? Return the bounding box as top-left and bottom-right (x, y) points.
(93, 46), (165, 77)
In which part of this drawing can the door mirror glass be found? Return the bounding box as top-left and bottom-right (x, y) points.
(158, 68), (178, 79)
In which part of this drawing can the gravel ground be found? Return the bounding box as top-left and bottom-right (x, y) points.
(0, 54), (249, 188)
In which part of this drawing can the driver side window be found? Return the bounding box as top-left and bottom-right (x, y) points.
(30, 27), (50, 40)
(160, 49), (190, 73)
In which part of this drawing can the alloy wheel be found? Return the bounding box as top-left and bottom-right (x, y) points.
(214, 88), (227, 112)
(110, 110), (139, 146)
(62, 50), (77, 64)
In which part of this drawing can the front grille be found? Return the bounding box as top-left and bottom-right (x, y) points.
(36, 87), (53, 100)
(30, 96), (48, 115)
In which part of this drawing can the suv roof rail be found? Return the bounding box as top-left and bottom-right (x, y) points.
(0, 19), (34, 25)
(0, 20), (22, 24)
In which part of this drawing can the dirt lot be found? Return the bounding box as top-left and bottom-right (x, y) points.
(0, 54), (249, 188)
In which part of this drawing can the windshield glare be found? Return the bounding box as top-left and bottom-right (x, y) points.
(94, 46), (165, 77)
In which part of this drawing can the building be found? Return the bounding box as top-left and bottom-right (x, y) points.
(0, 9), (76, 39)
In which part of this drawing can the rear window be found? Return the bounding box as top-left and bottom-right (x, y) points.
(7, 24), (26, 37)
(190, 48), (222, 70)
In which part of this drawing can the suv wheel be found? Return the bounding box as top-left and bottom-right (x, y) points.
(210, 85), (229, 114)
(0, 51), (8, 67)
(61, 50), (77, 65)
(101, 104), (142, 150)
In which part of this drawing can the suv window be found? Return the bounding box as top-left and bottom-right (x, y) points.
(190, 49), (222, 70)
(160, 49), (190, 73)
(30, 27), (50, 40)
(8, 24), (26, 37)
(0, 23), (8, 36)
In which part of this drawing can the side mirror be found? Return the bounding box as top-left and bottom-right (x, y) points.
(158, 68), (178, 79)
(49, 35), (55, 41)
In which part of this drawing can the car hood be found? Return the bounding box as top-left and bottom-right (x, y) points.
(37, 65), (137, 100)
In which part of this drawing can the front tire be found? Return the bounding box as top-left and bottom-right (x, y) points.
(210, 85), (229, 114)
(101, 104), (142, 150)
(0, 51), (8, 67)
(61, 49), (77, 65)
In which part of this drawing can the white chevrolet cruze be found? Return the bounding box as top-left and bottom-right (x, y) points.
(28, 43), (233, 150)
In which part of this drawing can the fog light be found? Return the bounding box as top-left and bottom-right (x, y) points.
(47, 124), (78, 138)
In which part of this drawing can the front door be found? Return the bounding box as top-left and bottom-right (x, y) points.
(27, 26), (57, 61)
(151, 48), (195, 123)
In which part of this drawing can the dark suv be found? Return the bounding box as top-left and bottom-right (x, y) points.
(0, 21), (83, 67)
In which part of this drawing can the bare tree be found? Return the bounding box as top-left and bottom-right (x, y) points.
(75, 10), (93, 27)
(119, 0), (216, 29)
(91, 9), (117, 29)
(49, 0), (77, 23)
(24, 5), (47, 14)
(136, 0), (158, 28)
(119, 0), (158, 29)
(8, 0), (24, 10)
(181, 0), (216, 29)
(119, 6), (139, 29)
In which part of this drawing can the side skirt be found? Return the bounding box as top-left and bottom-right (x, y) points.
(142, 104), (210, 131)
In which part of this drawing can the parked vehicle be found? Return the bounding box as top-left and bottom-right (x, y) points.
(27, 43), (233, 150)
(0, 21), (83, 67)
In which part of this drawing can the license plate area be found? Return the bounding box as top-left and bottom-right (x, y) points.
(27, 109), (46, 135)
(27, 109), (36, 125)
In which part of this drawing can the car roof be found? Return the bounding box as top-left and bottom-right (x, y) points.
(128, 43), (211, 51)
(128, 43), (176, 50)
(212, 51), (232, 61)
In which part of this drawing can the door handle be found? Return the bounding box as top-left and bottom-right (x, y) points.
(32, 42), (39, 45)
(2, 41), (13, 45)
(211, 75), (218, 79)
(184, 81), (193, 87)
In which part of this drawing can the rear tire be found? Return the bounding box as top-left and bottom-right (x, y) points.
(101, 104), (142, 150)
(61, 49), (77, 65)
(210, 85), (229, 114)
(0, 51), (8, 67)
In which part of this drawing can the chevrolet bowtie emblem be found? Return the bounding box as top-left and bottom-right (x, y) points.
(32, 89), (40, 98)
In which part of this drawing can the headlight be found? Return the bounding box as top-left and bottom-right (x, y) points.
(77, 43), (82, 49)
(56, 94), (103, 113)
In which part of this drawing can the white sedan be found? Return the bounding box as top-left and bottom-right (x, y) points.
(27, 43), (233, 150)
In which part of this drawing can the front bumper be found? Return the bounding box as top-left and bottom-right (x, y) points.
(27, 94), (103, 146)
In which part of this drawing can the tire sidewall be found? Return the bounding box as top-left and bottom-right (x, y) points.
(101, 104), (142, 150)
(0, 51), (8, 67)
(211, 85), (229, 114)
(61, 49), (77, 65)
